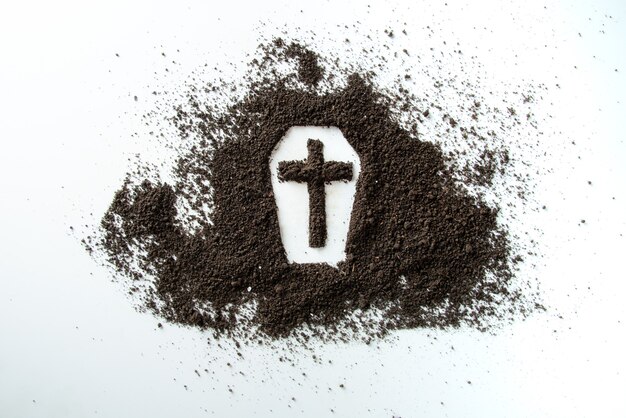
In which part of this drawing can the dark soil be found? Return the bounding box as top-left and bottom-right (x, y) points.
(278, 138), (354, 247)
(96, 39), (526, 340)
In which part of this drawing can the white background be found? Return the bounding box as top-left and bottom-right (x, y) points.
(1, 0), (625, 417)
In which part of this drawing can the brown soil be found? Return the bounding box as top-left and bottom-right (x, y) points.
(96, 39), (528, 340)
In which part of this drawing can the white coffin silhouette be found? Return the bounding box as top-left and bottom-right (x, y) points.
(269, 126), (361, 266)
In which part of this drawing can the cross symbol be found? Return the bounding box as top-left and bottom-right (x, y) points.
(278, 139), (354, 248)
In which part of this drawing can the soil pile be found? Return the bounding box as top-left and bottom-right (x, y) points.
(94, 39), (533, 340)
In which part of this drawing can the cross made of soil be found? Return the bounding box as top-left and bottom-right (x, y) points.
(278, 138), (354, 248)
